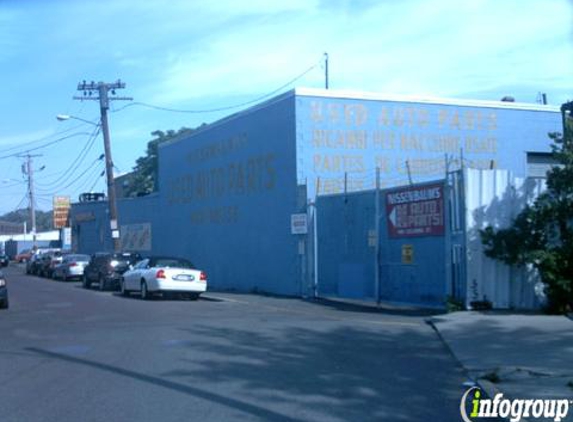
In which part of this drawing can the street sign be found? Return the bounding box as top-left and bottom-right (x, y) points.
(385, 183), (444, 238)
(291, 213), (308, 235)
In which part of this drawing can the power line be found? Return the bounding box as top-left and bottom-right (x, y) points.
(111, 59), (321, 115)
(0, 131), (95, 161)
(50, 156), (103, 192)
(74, 163), (105, 195)
(35, 125), (101, 189)
(0, 120), (97, 155)
(87, 168), (105, 193)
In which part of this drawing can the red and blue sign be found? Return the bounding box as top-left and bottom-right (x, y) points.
(385, 183), (445, 238)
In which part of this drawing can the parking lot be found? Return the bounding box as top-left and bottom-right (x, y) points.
(0, 264), (469, 422)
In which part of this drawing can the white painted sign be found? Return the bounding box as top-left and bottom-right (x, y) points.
(63, 227), (72, 247)
(120, 223), (152, 251)
(291, 213), (308, 235)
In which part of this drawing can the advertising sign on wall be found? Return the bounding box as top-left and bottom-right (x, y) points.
(385, 183), (444, 238)
(53, 196), (71, 228)
(120, 223), (152, 251)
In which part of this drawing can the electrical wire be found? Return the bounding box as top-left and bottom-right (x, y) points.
(35, 125), (101, 189)
(0, 120), (97, 155)
(57, 156), (104, 191)
(86, 168), (105, 193)
(72, 163), (105, 196)
(0, 131), (95, 161)
(11, 193), (29, 212)
(111, 59), (322, 115)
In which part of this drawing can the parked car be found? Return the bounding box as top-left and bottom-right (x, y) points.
(83, 252), (142, 291)
(0, 254), (9, 267)
(37, 250), (64, 278)
(121, 256), (207, 300)
(26, 251), (48, 275)
(53, 254), (90, 281)
(15, 249), (33, 263)
(0, 271), (8, 309)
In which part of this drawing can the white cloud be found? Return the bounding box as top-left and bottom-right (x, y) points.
(139, 0), (572, 106)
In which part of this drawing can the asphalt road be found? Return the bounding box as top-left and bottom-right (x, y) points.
(0, 264), (470, 422)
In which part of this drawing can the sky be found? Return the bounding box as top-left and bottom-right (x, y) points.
(0, 0), (571, 216)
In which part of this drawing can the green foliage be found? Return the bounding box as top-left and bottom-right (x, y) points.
(0, 208), (53, 232)
(481, 132), (573, 313)
(445, 295), (465, 313)
(122, 127), (198, 197)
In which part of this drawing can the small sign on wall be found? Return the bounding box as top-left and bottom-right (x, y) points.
(368, 230), (377, 247)
(291, 213), (308, 235)
(386, 183), (444, 238)
(402, 244), (414, 264)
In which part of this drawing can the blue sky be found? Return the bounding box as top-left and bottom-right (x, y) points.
(0, 0), (571, 216)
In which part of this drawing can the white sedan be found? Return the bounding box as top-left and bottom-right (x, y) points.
(121, 256), (207, 300)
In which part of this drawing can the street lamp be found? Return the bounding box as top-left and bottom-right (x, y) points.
(56, 113), (120, 251)
(56, 114), (99, 126)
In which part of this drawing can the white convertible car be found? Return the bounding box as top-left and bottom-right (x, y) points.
(121, 256), (207, 300)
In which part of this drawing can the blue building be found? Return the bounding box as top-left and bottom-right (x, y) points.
(70, 88), (561, 303)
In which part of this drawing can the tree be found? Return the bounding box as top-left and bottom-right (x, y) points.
(0, 208), (53, 232)
(481, 132), (573, 313)
(122, 127), (200, 197)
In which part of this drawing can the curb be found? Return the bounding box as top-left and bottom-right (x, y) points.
(426, 317), (516, 422)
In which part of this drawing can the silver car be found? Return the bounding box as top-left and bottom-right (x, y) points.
(52, 254), (90, 281)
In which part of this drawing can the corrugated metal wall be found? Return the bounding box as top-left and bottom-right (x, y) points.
(464, 168), (546, 309)
(316, 182), (447, 307)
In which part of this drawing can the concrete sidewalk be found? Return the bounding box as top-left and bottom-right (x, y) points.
(429, 312), (573, 419)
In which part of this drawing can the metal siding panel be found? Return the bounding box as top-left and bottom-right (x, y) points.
(316, 192), (376, 299)
(464, 168), (546, 309)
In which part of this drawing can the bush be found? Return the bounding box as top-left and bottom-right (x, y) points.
(481, 132), (573, 314)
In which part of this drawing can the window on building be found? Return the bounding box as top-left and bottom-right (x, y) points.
(526, 152), (559, 179)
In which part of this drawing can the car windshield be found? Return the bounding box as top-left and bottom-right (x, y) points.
(151, 258), (194, 269)
(112, 253), (140, 265)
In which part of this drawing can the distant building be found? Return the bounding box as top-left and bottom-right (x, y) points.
(0, 220), (24, 236)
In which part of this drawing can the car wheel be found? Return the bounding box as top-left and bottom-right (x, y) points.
(189, 293), (200, 301)
(82, 275), (91, 289)
(120, 278), (129, 296)
(0, 299), (8, 309)
(98, 275), (106, 291)
(141, 280), (150, 300)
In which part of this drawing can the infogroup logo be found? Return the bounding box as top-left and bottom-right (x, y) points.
(460, 387), (571, 422)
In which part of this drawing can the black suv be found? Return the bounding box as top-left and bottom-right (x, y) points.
(83, 252), (142, 291)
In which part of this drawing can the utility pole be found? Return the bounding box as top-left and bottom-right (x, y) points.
(73, 80), (132, 251)
(374, 167), (380, 305)
(324, 52), (329, 90)
(561, 101), (573, 142)
(20, 154), (42, 246)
